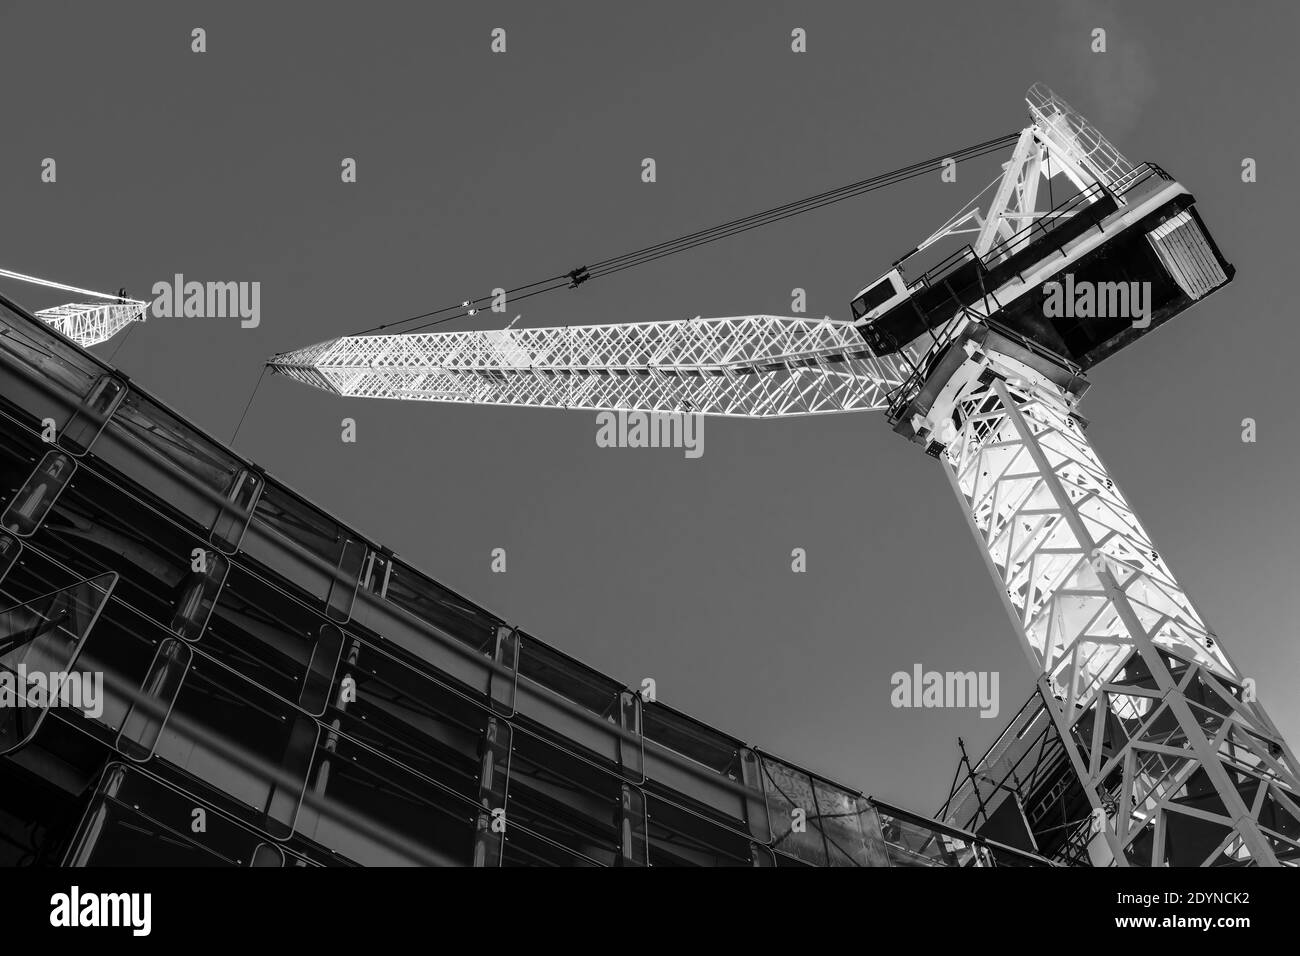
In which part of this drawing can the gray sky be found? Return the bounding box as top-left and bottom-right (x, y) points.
(2, 0), (1297, 814)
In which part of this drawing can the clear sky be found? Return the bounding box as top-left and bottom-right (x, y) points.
(2, 0), (1297, 815)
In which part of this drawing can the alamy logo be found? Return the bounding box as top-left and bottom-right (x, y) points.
(595, 411), (703, 459)
(50, 886), (151, 936)
(1043, 273), (1151, 329)
(150, 274), (260, 328)
(890, 664), (1000, 719)
(0, 665), (102, 719)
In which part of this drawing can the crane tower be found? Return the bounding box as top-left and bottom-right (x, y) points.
(268, 85), (1300, 866)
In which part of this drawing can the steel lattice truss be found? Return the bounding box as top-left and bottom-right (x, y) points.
(946, 370), (1300, 865)
(34, 301), (147, 347)
(263, 83), (1300, 865)
(269, 315), (913, 417)
(1025, 81), (1135, 189)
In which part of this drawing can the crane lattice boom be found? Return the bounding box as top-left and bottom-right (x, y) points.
(34, 301), (147, 347)
(270, 315), (912, 417)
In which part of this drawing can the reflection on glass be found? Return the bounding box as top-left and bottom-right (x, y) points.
(95, 390), (242, 536)
(761, 758), (828, 866)
(877, 807), (982, 867)
(254, 483), (348, 568)
(385, 561), (499, 654)
(59, 375), (126, 457)
(1, 450), (75, 537)
(0, 300), (101, 431)
(0, 572), (115, 754)
(812, 779), (876, 867)
(117, 637), (191, 761)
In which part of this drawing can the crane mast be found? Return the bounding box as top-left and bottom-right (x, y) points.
(267, 85), (1300, 865)
(932, 341), (1298, 865)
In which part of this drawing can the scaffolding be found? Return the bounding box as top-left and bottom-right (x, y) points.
(938, 688), (1098, 866)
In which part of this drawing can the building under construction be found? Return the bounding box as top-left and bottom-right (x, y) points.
(0, 289), (1053, 867)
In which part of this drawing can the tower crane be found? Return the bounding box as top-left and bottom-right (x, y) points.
(267, 84), (1300, 866)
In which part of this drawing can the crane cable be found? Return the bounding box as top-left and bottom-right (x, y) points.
(0, 267), (140, 304)
(348, 131), (1021, 339)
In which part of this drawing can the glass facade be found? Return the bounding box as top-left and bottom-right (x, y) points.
(0, 292), (1049, 868)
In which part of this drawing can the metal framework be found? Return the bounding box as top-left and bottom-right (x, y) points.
(1026, 81), (1135, 190)
(944, 361), (1300, 865)
(264, 85), (1300, 864)
(918, 83), (1135, 265)
(33, 301), (147, 347)
(938, 689), (1098, 866)
(270, 315), (912, 418)
(0, 267), (146, 348)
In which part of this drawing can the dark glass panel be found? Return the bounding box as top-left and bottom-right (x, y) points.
(505, 730), (621, 866)
(67, 764), (267, 867)
(203, 567), (336, 709)
(150, 656), (317, 840)
(384, 561), (499, 655)
(645, 794), (754, 867)
(643, 703), (744, 777)
(294, 735), (476, 866)
(500, 826), (602, 867)
(92, 390), (242, 538)
(321, 637), (487, 800)
(27, 466), (199, 631)
(518, 634), (621, 720)
(0, 300), (101, 433)
(252, 482), (347, 568)
(0, 416), (49, 515)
